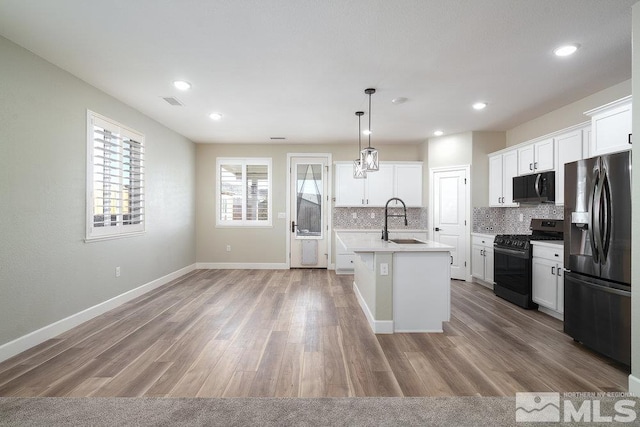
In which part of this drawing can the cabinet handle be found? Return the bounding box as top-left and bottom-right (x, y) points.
(450, 255), (453, 265)
(362, 198), (364, 205)
(366, 199), (369, 204)
(529, 163), (533, 171)
(556, 266), (562, 277)
(629, 133), (633, 145)
(551, 266), (555, 275)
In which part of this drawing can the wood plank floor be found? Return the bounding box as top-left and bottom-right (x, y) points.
(0, 269), (629, 397)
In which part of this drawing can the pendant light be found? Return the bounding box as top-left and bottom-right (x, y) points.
(353, 111), (367, 179)
(360, 88), (379, 171)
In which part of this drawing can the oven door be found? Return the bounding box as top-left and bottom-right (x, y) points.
(493, 246), (531, 295)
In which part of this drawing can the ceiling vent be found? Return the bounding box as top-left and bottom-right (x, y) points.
(162, 96), (184, 106)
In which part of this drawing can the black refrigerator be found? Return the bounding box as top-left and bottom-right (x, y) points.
(564, 150), (631, 366)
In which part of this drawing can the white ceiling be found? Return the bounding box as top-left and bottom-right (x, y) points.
(0, 0), (634, 145)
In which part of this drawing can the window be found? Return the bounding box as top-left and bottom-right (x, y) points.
(216, 158), (272, 227)
(86, 111), (145, 241)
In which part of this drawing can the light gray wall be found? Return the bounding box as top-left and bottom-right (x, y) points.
(506, 79), (631, 146)
(0, 36), (196, 346)
(631, 1), (640, 389)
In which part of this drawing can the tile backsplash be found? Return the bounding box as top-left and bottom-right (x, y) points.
(473, 205), (564, 234)
(333, 206), (428, 230)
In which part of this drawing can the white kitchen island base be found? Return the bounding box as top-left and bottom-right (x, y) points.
(338, 232), (452, 334)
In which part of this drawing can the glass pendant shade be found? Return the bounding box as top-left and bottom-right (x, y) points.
(353, 110), (367, 179)
(360, 147), (379, 171)
(353, 158), (367, 179)
(362, 88), (379, 172)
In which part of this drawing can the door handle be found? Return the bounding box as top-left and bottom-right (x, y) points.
(291, 221), (297, 233)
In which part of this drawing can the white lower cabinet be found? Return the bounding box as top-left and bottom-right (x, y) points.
(532, 242), (564, 318)
(471, 234), (494, 286)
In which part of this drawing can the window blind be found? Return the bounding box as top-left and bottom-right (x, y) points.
(87, 112), (145, 240)
(217, 158), (271, 226)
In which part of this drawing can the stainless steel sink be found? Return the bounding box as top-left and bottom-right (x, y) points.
(389, 238), (425, 244)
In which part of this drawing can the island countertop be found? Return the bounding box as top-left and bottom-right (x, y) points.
(336, 232), (453, 253)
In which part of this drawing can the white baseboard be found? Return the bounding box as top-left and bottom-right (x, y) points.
(196, 262), (288, 270)
(0, 263), (197, 364)
(629, 374), (640, 394)
(352, 280), (394, 334)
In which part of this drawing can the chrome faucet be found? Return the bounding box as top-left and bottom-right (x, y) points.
(382, 197), (408, 241)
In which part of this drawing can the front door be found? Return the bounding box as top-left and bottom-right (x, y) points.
(290, 156), (328, 268)
(432, 167), (468, 280)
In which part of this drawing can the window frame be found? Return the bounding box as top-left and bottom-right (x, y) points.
(86, 110), (145, 242)
(216, 157), (272, 228)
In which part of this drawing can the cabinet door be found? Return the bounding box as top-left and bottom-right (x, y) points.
(334, 163), (365, 206)
(554, 129), (583, 205)
(591, 102), (632, 156)
(518, 145), (535, 175)
(395, 164), (423, 207)
(532, 257), (558, 310)
(488, 155), (503, 206)
(484, 247), (494, 284)
(502, 150), (519, 206)
(365, 163), (395, 206)
(471, 245), (485, 279)
(534, 138), (554, 172)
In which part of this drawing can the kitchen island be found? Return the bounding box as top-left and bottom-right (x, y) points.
(336, 232), (453, 334)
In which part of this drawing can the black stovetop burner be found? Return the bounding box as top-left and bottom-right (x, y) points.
(494, 219), (564, 251)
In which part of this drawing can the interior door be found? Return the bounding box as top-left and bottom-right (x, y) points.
(432, 168), (468, 280)
(290, 156), (328, 268)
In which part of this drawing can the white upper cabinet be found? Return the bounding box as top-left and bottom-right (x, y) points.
(517, 138), (554, 175)
(394, 164), (423, 207)
(334, 162), (423, 207)
(585, 96), (632, 156)
(365, 163), (395, 206)
(334, 163), (366, 206)
(554, 127), (587, 205)
(489, 149), (519, 207)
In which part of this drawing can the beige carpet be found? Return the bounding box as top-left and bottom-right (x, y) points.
(0, 397), (517, 426)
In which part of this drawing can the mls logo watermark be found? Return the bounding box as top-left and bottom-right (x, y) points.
(516, 392), (637, 423)
(516, 392), (560, 422)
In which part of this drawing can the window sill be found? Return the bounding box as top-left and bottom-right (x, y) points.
(85, 231), (145, 243)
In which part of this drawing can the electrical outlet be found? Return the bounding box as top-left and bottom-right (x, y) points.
(226, 245), (231, 252)
(370, 212), (375, 219)
(115, 266), (121, 278)
(352, 212), (357, 219)
(380, 263), (389, 276)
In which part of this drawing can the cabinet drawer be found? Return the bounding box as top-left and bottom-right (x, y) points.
(336, 254), (355, 270)
(532, 245), (563, 262)
(472, 235), (494, 247)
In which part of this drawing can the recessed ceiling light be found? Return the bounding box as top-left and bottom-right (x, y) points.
(209, 112), (223, 121)
(472, 102), (488, 110)
(434, 130), (444, 137)
(391, 97), (408, 104)
(554, 44), (580, 57)
(173, 80), (192, 90)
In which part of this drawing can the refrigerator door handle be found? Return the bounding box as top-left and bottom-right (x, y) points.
(590, 168), (601, 263)
(601, 169), (612, 260)
(567, 273), (631, 297)
(594, 168), (607, 263)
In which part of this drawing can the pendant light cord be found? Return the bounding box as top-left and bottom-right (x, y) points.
(367, 92), (372, 149)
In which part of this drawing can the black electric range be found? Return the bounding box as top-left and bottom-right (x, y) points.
(493, 218), (564, 309)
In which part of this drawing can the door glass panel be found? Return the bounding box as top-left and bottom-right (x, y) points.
(296, 163), (323, 238)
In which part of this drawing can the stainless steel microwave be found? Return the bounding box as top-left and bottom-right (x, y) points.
(512, 171), (555, 204)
